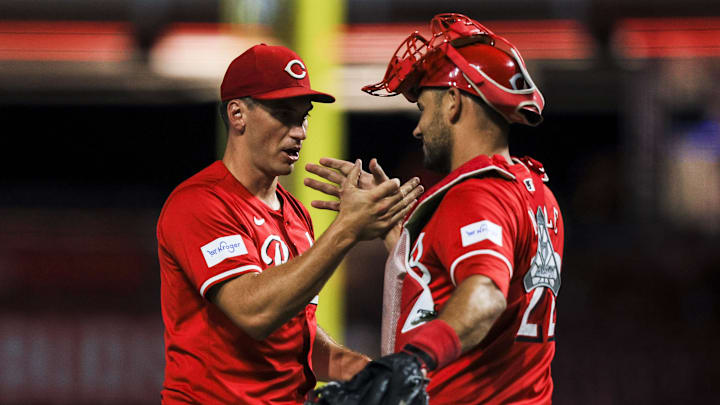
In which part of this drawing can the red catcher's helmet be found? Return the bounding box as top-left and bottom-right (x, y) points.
(362, 13), (544, 126)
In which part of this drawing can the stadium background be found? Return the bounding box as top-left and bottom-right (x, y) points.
(1, 0), (719, 403)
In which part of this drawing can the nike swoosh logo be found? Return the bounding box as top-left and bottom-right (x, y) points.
(253, 216), (265, 226)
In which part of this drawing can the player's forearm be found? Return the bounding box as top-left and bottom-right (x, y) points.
(213, 221), (357, 340)
(312, 326), (371, 381)
(393, 276), (504, 372)
(438, 275), (507, 351)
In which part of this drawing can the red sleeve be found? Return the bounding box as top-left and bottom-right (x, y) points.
(158, 185), (262, 297)
(432, 178), (520, 296)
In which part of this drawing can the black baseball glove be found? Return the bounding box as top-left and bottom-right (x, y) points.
(305, 349), (429, 405)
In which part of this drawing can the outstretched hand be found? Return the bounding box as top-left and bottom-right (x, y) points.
(326, 160), (418, 242)
(305, 157), (399, 210)
(305, 158), (423, 249)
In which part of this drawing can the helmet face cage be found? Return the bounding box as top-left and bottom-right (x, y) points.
(362, 32), (431, 97)
(362, 13), (544, 126)
(429, 13), (494, 46)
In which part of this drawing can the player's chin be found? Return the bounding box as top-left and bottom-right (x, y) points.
(275, 162), (295, 176)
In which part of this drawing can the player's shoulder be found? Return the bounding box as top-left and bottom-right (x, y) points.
(427, 156), (517, 211)
(174, 160), (227, 191)
(436, 178), (520, 225)
(436, 155), (514, 196)
(160, 162), (232, 218)
(444, 175), (516, 201)
(513, 156), (562, 205)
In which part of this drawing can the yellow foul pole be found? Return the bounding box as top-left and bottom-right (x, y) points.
(292, 0), (346, 343)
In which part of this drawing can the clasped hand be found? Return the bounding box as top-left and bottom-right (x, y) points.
(305, 158), (424, 244)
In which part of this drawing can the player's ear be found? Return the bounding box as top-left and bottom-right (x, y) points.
(227, 99), (246, 134)
(445, 87), (462, 124)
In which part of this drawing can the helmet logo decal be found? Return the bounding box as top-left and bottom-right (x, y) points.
(284, 60), (307, 79)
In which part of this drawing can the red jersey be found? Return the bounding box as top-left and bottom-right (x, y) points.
(384, 155), (564, 404)
(157, 161), (318, 404)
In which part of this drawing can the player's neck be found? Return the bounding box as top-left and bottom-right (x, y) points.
(450, 127), (511, 171)
(222, 153), (280, 210)
(247, 177), (281, 210)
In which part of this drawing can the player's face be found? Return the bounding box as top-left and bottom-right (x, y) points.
(245, 97), (313, 177)
(412, 90), (452, 174)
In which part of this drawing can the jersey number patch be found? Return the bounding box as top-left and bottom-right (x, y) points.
(516, 287), (556, 342)
(517, 206), (560, 342)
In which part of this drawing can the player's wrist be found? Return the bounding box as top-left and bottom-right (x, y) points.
(324, 220), (359, 250)
(381, 224), (401, 252)
(400, 319), (462, 371)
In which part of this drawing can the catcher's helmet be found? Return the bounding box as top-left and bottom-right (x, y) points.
(362, 13), (544, 126)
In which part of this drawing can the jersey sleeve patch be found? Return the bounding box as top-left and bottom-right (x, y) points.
(201, 235), (249, 267)
(460, 220), (503, 247)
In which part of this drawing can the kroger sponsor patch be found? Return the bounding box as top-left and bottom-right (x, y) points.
(201, 235), (248, 267)
(460, 220), (503, 247)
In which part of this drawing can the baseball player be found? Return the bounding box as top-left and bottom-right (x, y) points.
(157, 44), (423, 404)
(305, 14), (564, 405)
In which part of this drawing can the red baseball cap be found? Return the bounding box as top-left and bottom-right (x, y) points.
(220, 44), (335, 103)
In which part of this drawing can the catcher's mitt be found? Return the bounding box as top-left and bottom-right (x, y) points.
(306, 351), (429, 405)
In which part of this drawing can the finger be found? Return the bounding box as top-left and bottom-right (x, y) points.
(345, 159), (362, 188)
(386, 198), (418, 226)
(369, 177), (401, 200)
(305, 163), (346, 185)
(310, 200), (340, 211)
(402, 179), (424, 202)
(304, 177), (341, 197)
(319, 157), (357, 175)
(398, 177), (421, 200)
(380, 183), (423, 220)
(369, 158), (390, 184)
(374, 177), (421, 210)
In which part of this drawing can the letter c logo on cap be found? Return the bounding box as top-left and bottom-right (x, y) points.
(284, 60), (307, 79)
